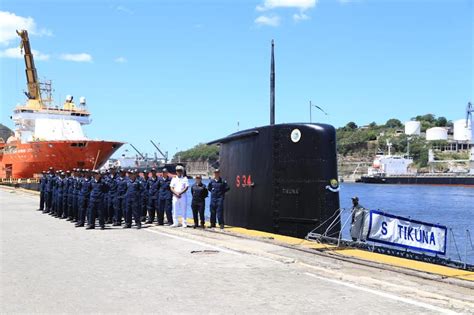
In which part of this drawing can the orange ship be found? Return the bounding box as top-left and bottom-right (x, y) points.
(0, 30), (123, 178)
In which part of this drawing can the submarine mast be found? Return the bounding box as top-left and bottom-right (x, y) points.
(270, 39), (275, 125)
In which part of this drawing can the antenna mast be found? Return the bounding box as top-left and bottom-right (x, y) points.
(270, 39), (275, 125)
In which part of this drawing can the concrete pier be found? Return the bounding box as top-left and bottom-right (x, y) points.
(1, 187), (473, 314)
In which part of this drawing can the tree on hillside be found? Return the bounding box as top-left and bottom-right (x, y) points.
(344, 122), (358, 130)
(435, 116), (448, 127)
(385, 118), (403, 128)
(173, 143), (219, 162)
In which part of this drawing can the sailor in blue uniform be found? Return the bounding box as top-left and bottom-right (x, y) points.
(106, 168), (118, 225)
(86, 170), (108, 230)
(75, 170), (92, 227)
(44, 167), (55, 214)
(191, 174), (208, 228)
(146, 168), (160, 224)
(207, 169), (230, 229)
(71, 169), (83, 223)
(51, 171), (60, 217)
(56, 171), (67, 219)
(38, 171), (47, 211)
(157, 168), (173, 225)
(65, 170), (75, 220)
(113, 168), (128, 226)
(139, 170), (148, 222)
(124, 170), (143, 229)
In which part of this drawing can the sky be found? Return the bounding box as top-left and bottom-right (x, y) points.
(0, 0), (472, 158)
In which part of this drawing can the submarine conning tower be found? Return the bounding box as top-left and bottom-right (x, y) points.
(208, 123), (341, 238)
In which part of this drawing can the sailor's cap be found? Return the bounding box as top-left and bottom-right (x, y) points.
(151, 167), (157, 172)
(162, 168), (168, 173)
(213, 169), (220, 173)
(176, 165), (184, 171)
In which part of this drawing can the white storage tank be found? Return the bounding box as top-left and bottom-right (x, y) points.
(426, 127), (448, 141)
(404, 121), (421, 135)
(453, 119), (473, 142)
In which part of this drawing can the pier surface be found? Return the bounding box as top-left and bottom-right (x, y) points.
(1, 187), (473, 314)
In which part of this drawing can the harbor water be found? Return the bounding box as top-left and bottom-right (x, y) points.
(186, 180), (474, 264)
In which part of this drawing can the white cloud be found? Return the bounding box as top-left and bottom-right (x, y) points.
(255, 15), (281, 27)
(0, 46), (50, 61)
(293, 12), (310, 21)
(0, 11), (52, 46)
(114, 56), (127, 63)
(116, 5), (133, 14)
(256, 0), (316, 11)
(60, 53), (92, 62)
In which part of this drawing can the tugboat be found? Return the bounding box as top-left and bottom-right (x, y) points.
(0, 30), (123, 178)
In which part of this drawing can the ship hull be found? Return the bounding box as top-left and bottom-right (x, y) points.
(359, 175), (474, 186)
(0, 140), (123, 178)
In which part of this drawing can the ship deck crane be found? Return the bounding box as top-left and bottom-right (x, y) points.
(16, 30), (43, 109)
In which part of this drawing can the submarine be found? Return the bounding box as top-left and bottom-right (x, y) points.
(209, 41), (341, 238)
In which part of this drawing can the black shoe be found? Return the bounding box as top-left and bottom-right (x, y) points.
(100, 226), (105, 230)
(136, 224), (142, 229)
(209, 224), (216, 228)
(66, 217), (72, 221)
(146, 220), (153, 224)
(42, 210), (49, 214)
(123, 225), (131, 229)
(60, 215), (67, 219)
(201, 223), (205, 229)
(75, 222), (84, 227)
(112, 222), (120, 226)
(37, 208), (43, 211)
(219, 224), (224, 229)
(85, 225), (95, 229)
(106, 219), (113, 224)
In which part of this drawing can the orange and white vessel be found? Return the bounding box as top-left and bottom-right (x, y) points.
(0, 30), (123, 178)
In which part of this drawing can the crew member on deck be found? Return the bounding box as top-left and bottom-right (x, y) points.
(190, 174), (208, 228)
(208, 169), (230, 229)
(170, 165), (189, 227)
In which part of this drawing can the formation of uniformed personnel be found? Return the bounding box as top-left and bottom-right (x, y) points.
(208, 169), (230, 229)
(37, 166), (230, 231)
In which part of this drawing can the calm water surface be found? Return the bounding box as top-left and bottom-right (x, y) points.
(185, 180), (474, 264)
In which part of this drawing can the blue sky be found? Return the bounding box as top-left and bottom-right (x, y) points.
(0, 0), (472, 158)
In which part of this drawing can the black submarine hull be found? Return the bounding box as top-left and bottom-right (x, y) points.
(210, 123), (341, 238)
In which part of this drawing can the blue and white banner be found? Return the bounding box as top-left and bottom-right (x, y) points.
(367, 210), (447, 255)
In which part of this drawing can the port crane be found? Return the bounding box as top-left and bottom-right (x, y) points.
(150, 140), (169, 164)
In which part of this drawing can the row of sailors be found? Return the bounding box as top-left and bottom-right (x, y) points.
(38, 166), (230, 230)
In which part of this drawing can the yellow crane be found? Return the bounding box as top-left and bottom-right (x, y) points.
(16, 29), (43, 109)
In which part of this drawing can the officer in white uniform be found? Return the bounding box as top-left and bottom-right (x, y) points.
(170, 165), (189, 227)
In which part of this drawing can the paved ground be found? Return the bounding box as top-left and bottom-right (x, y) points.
(1, 188), (473, 314)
